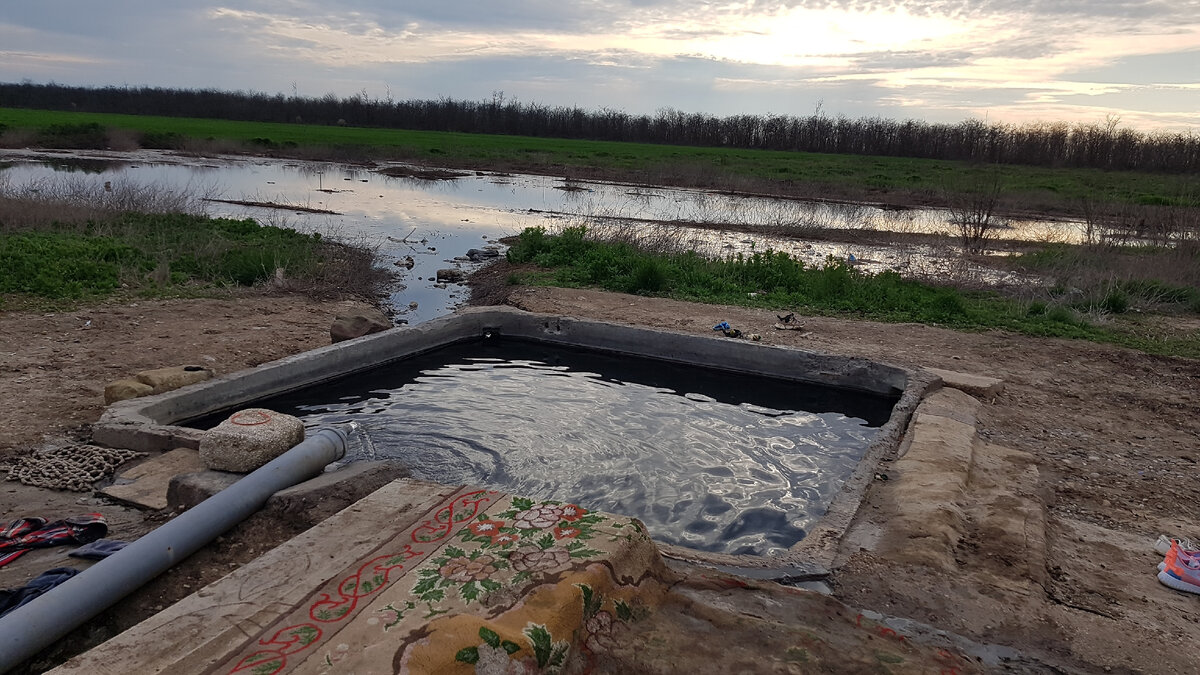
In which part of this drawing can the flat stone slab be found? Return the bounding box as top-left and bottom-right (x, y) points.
(926, 367), (1004, 398)
(134, 364), (213, 394)
(98, 448), (207, 510)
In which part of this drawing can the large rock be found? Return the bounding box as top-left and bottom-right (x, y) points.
(104, 378), (154, 404)
(134, 365), (213, 394)
(199, 408), (305, 473)
(435, 268), (465, 283)
(330, 308), (391, 343)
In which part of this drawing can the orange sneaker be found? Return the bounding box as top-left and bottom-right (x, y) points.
(1158, 541), (1200, 595)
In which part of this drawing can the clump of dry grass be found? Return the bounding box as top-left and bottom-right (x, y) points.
(0, 175), (213, 231)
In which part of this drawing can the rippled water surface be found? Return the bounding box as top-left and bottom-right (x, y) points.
(212, 338), (896, 557)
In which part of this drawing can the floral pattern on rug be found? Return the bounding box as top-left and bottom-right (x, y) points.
(405, 497), (614, 610)
(450, 580), (656, 674)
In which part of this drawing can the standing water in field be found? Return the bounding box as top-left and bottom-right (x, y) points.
(1, 149), (1069, 320)
(193, 338), (899, 557)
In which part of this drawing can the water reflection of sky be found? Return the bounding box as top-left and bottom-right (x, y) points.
(1, 149), (1061, 319)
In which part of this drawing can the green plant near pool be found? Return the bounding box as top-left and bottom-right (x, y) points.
(505, 227), (1200, 358)
(0, 213), (322, 302)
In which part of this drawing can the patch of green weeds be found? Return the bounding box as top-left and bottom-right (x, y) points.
(0, 213), (324, 303)
(36, 122), (108, 149)
(504, 227), (1200, 358)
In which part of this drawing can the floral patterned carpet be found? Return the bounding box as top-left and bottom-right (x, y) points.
(220, 487), (674, 674)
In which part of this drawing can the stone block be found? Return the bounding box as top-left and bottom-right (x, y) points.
(100, 448), (208, 510)
(104, 379), (154, 404)
(330, 308), (391, 343)
(926, 367), (1004, 398)
(167, 461), (411, 528)
(133, 365), (213, 394)
(198, 408), (305, 473)
(166, 469), (241, 511)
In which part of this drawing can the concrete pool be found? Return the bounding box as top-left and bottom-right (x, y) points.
(95, 307), (934, 574)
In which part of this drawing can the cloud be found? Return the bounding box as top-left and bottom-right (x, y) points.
(0, 1), (1196, 130)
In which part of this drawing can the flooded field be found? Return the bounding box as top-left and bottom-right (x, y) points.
(0, 149), (1069, 320)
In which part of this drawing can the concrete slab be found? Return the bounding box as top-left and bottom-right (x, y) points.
(168, 461), (412, 528)
(50, 478), (460, 675)
(876, 388), (981, 572)
(925, 367), (1004, 398)
(99, 448), (207, 510)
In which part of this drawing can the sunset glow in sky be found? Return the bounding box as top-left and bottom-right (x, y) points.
(2, 1), (1198, 131)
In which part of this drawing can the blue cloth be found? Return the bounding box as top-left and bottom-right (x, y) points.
(0, 567), (80, 618)
(69, 538), (128, 560)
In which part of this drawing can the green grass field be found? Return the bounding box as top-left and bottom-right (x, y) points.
(505, 226), (1200, 358)
(1, 107), (1192, 211)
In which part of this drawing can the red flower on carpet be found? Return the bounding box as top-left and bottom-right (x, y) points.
(489, 532), (520, 546)
(469, 520), (505, 537)
(559, 504), (587, 522)
(553, 526), (580, 540)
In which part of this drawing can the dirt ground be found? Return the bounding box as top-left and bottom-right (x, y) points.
(1, 285), (1198, 673)
(497, 284), (1200, 674)
(0, 293), (378, 670)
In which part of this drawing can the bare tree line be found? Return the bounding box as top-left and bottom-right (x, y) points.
(2, 82), (1197, 173)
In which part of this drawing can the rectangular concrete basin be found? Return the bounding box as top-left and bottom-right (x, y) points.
(94, 307), (934, 574)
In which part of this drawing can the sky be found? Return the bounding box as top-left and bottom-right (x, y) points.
(2, 1), (1198, 132)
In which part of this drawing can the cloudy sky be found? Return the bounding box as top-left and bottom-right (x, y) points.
(2, 1), (1198, 131)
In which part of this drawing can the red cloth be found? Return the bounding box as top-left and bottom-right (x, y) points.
(0, 514), (107, 567)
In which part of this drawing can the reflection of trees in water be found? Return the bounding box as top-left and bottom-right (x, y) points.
(38, 158), (127, 174)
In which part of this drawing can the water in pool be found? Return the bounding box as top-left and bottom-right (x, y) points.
(219, 338), (895, 556)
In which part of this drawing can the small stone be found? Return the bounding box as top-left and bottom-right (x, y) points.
(104, 378), (154, 404)
(330, 308), (391, 343)
(134, 365), (213, 394)
(436, 268), (466, 283)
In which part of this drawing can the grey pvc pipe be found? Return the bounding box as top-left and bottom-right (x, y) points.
(0, 427), (348, 674)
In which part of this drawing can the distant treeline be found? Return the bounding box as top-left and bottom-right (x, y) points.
(2, 82), (1197, 173)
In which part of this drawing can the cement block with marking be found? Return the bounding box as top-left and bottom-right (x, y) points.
(198, 408), (305, 473)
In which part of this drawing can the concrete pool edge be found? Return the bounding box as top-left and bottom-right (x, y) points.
(93, 306), (934, 574)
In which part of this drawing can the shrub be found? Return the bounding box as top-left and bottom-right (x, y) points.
(1046, 306), (1077, 323)
(140, 131), (184, 149)
(1100, 287), (1130, 314)
(36, 122), (107, 149)
(506, 227), (550, 263)
(626, 257), (668, 295)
